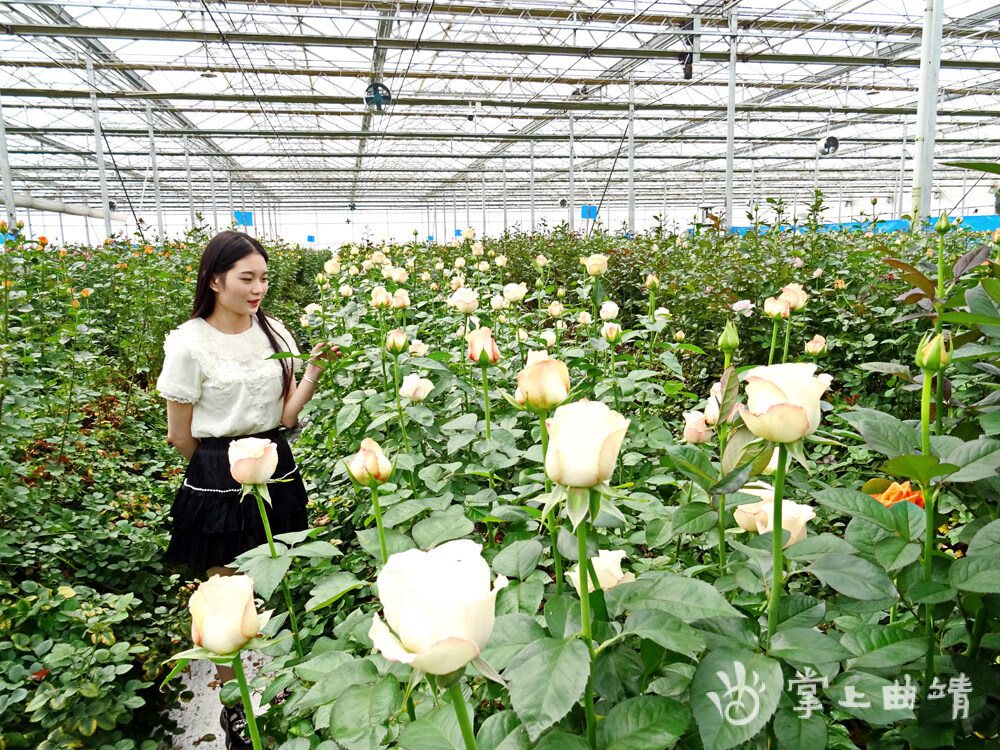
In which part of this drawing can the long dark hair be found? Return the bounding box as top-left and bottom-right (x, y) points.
(191, 231), (294, 399)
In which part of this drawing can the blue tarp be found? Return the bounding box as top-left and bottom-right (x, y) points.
(730, 215), (1000, 235)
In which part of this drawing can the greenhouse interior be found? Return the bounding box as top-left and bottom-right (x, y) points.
(4, 1), (1000, 749)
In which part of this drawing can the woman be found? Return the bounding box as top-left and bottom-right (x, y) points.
(156, 230), (333, 748)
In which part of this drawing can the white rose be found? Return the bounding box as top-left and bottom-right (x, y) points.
(738, 363), (833, 444)
(600, 301), (619, 320)
(734, 485), (816, 547)
(228, 437), (278, 485)
(545, 399), (630, 488)
(409, 339), (429, 357)
(399, 373), (434, 402)
(503, 282), (528, 302)
(369, 540), (508, 675)
(515, 353), (570, 410)
(449, 288), (480, 314)
(567, 549), (635, 596)
(540, 330), (557, 348)
(189, 574), (263, 655)
(348, 438), (392, 486)
(339, 284), (353, 297)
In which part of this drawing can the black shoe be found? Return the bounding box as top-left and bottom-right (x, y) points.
(220, 705), (253, 750)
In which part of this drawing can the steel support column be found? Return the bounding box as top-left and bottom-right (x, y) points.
(86, 58), (112, 238)
(910, 0), (945, 226)
(209, 167), (217, 231)
(897, 120), (908, 220)
(530, 141), (535, 231)
(184, 135), (194, 227)
(145, 104), (165, 238)
(724, 7), (738, 231)
(568, 113), (575, 232)
(0, 97), (17, 226)
(503, 161), (508, 232)
(627, 76), (635, 234)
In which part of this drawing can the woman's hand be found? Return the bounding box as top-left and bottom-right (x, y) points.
(305, 341), (343, 377)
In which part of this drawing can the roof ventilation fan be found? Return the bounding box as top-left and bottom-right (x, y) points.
(818, 135), (839, 156)
(559, 198), (569, 208)
(364, 82), (392, 113)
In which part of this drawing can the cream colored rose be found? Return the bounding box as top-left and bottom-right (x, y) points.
(503, 282), (528, 302)
(467, 327), (500, 365)
(601, 321), (622, 343)
(339, 284), (353, 297)
(381, 264), (394, 279)
(540, 330), (557, 348)
(324, 259), (341, 275)
(349, 265), (360, 276)
(477, 261), (490, 273)
(780, 283), (808, 310)
(386, 329), (408, 354)
(567, 550), (635, 596)
(582, 254), (609, 276)
(600, 301), (619, 320)
(369, 540), (508, 675)
(409, 339), (429, 357)
(348, 437), (392, 486)
(704, 382), (722, 426)
(454, 257), (466, 269)
(392, 267), (410, 284)
(734, 486), (815, 547)
(462, 227), (476, 240)
(371, 286), (393, 309)
(682, 411), (713, 444)
(545, 399), (630, 488)
(738, 363), (833, 444)
(471, 242), (484, 256)
(495, 255), (508, 267)
(548, 300), (564, 318)
(535, 254), (549, 267)
(371, 251), (387, 264)
(645, 274), (659, 290)
(490, 294), (508, 311)
(804, 334), (827, 356)
(419, 271), (431, 282)
(399, 373), (434, 402)
(449, 287), (479, 313)
(515, 354), (570, 410)
(303, 302), (322, 316)
(392, 289), (411, 309)
(228, 437), (278, 485)
(763, 296), (790, 319)
(189, 574), (261, 654)
(578, 311), (593, 325)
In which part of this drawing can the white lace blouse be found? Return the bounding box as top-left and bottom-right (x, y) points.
(156, 316), (301, 438)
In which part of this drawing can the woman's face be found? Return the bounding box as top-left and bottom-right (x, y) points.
(210, 252), (269, 317)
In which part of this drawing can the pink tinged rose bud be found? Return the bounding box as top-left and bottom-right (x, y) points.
(732, 299), (754, 317)
(349, 265), (360, 276)
(490, 295), (508, 311)
(540, 330), (557, 348)
(362, 260), (374, 271)
(304, 303), (322, 316)
(674, 330), (685, 342)
(780, 283), (808, 310)
(704, 382), (722, 426)
(324, 259), (341, 275)
(582, 254), (609, 276)
(471, 243), (484, 256)
(448, 287), (478, 313)
(567, 549), (635, 596)
(339, 284), (353, 297)
(399, 373), (434, 402)
(391, 267), (410, 284)
(545, 399), (630, 488)
(535, 254), (548, 267)
(645, 274), (660, 290)
(228, 437), (279, 485)
(578, 311), (593, 325)
(548, 300), (564, 317)
(812, 267), (823, 279)
(804, 334), (827, 356)
(392, 289), (410, 309)
(409, 339), (429, 357)
(601, 321), (622, 343)
(600, 301), (619, 320)
(734, 486), (816, 547)
(368, 540), (508, 675)
(381, 264), (394, 279)
(348, 437), (392, 486)
(454, 257), (466, 269)
(475, 261), (489, 273)
(792, 257), (804, 268)
(495, 255), (508, 267)
(763, 296), (791, 319)
(515, 355), (571, 410)
(386, 329), (408, 354)
(738, 363), (833, 444)
(467, 327), (501, 365)
(371, 286), (393, 309)
(189, 574), (262, 654)
(503, 283), (528, 302)
(682, 411), (714, 443)
(834, 278), (846, 290)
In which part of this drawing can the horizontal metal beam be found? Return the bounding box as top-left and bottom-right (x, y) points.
(6, 25), (1000, 70)
(2, 59), (996, 97)
(5, 87), (999, 118)
(13, 193), (127, 220)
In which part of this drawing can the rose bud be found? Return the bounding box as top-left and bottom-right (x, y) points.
(399, 373), (434, 402)
(348, 437), (392, 486)
(189, 574), (263, 655)
(228, 438), (279, 486)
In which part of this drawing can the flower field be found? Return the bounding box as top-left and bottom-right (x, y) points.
(3, 206), (1000, 750)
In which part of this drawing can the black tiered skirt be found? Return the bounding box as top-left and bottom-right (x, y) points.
(165, 428), (309, 570)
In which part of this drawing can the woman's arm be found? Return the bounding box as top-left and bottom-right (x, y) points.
(280, 342), (339, 429)
(166, 401), (201, 460)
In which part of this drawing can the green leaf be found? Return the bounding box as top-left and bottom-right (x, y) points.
(939, 310), (1000, 330)
(783, 534), (858, 562)
(491, 539), (544, 580)
(496, 580), (545, 616)
(691, 649), (782, 750)
(814, 488), (896, 532)
(709, 461), (753, 496)
(839, 408), (919, 458)
(398, 705), (463, 750)
(805, 554), (897, 600)
(239, 555), (291, 599)
(967, 283), (1000, 338)
(773, 708), (827, 750)
(412, 507), (474, 549)
(873, 536), (922, 573)
(967, 519), (1000, 557)
(881, 454), (958, 486)
(606, 573), (742, 622)
(840, 626), (926, 670)
(330, 676), (400, 750)
(287, 540), (340, 559)
(298, 660), (380, 708)
(533, 731), (589, 750)
(943, 439), (1000, 483)
(768, 627), (851, 666)
(442, 413), (478, 431)
(622, 609), (707, 659)
(480, 614), (547, 671)
(476, 710), (530, 750)
(949, 555), (1000, 593)
(942, 160), (1000, 175)
(357, 527), (415, 559)
(671, 503), (719, 536)
(825, 672), (915, 725)
(294, 651), (355, 683)
(594, 645), (644, 702)
(504, 637), (591, 742)
(601, 695), (691, 750)
(336, 403), (362, 434)
(665, 445), (718, 489)
(306, 572), (364, 612)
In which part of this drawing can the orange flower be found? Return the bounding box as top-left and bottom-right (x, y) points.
(81, 288), (91, 298)
(59, 250), (67, 258)
(38, 236), (48, 246)
(71, 300), (79, 308)
(144, 245), (154, 253)
(871, 481), (924, 509)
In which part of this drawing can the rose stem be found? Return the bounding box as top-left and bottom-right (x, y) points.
(448, 683), (478, 750)
(253, 487), (303, 657)
(765, 443), (788, 647)
(232, 655), (263, 750)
